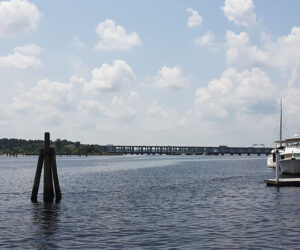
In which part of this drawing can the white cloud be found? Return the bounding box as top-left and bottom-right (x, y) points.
(0, 53), (41, 69)
(6, 61), (138, 130)
(271, 87), (300, 136)
(264, 27), (300, 71)
(225, 30), (266, 68)
(70, 75), (85, 85)
(147, 100), (168, 120)
(194, 68), (276, 119)
(0, 44), (42, 69)
(84, 60), (136, 93)
(288, 69), (299, 87)
(222, 0), (257, 27)
(195, 31), (214, 46)
(110, 96), (136, 120)
(79, 95), (137, 121)
(153, 66), (188, 89)
(283, 88), (300, 127)
(79, 100), (106, 117)
(225, 27), (300, 73)
(94, 19), (141, 51)
(0, 0), (41, 37)
(11, 79), (72, 113)
(38, 111), (64, 126)
(187, 8), (202, 28)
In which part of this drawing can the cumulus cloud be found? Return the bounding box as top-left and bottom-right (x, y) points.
(152, 66), (188, 89)
(0, 44), (42, 69)
(0, 0), (41, 37)
(11, 79), (72, 113)
(3, 59), (141, 135)
(79, 94), (137, 121)
(283, 88), (300, 125)
(264, 27), (300, 71)
(0, 53), (41, 69)
(9, 78), (76, 127)
(222, 0), (257, 27)
(225, 27), (300, 74)
(7, 59), (138, 128)
(84, 60), (136, 93)
(225, 30), (266, 68)
(187, 8), (202, 28)
(94, 19), (141, 51)
(194, 68), (276, 119)
(194, 31), (214, 46)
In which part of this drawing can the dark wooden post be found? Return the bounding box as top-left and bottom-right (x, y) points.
(31, 149), (44, 202)
(31, 132), (62, 202)
(44, 132), (54, 202)
(50, 148), (62, 201)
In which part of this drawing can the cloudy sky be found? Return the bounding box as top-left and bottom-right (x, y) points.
(0, 0), (299, 146)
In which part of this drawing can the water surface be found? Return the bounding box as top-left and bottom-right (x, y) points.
(0, 155), (299, 249)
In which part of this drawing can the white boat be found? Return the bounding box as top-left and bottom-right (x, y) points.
(267, 100), (300, 174)
(279, 136), (300, 175)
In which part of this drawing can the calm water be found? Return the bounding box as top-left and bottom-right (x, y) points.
(0, 154), (300, 249)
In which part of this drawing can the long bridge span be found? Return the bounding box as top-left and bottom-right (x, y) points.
(104, 145), (272, 156)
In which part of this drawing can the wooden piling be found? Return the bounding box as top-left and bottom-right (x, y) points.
(31, 132), (62, 202)
(50, 148), (62, 201)
(31, 149), (44, 202)
(43, 132), (54, 202)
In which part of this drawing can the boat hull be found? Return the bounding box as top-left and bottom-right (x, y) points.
(280, 159), (300, 174)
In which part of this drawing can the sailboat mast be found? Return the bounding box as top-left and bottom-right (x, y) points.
(280, 99), (282, 146)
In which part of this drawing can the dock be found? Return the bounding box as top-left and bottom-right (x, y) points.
(264, 178), (300, 187)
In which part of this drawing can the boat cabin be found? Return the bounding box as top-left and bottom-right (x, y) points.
(280, 137), (300, 160)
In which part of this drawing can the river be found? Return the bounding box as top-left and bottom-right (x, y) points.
(0, 155), (299, 249)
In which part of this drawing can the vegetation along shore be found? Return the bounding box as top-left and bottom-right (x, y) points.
(0, 138), (120, 156)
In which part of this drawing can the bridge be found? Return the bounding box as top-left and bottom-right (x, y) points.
(103, 145), (272, 156)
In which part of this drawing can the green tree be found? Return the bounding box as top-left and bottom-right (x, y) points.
(75, 141), (80, 148)
(55, 139), (62, 154)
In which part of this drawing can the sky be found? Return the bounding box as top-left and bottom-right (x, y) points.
(0, 0), (300, 146)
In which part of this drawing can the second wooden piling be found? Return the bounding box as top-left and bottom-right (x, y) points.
(50, 148), (62, 201)
(31, 149), (44, 202)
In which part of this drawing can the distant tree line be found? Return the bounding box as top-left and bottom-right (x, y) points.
(0, 138), (112, 155)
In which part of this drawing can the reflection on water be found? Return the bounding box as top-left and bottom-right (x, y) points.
(31, 202), (60, 249)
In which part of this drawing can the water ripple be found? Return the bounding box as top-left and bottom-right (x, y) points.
(1, 155), (300, 248)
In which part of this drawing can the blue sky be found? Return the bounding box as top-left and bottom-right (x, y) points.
(0, 0), (300, 146)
